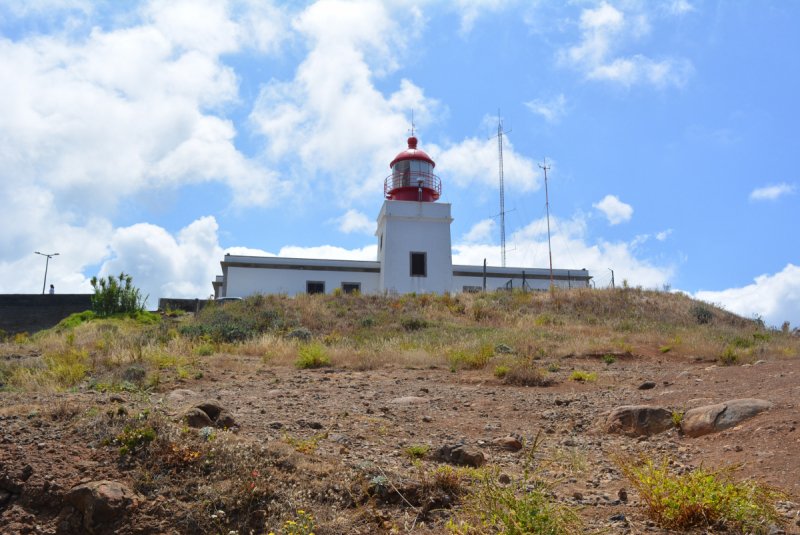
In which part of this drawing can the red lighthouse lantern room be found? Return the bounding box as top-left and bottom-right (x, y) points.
(385, 136), (442, 202)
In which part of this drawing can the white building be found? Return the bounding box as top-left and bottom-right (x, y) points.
(212, 136), (590, 298)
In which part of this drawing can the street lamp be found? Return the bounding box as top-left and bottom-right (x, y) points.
(35, 252), (59, 294)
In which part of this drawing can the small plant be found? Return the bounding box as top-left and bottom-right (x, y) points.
(719, 346), (740, 366)
(405, 444), (431, 459)
(401, 317), (429, 331)
(193, 371), (204, 379)
(569, 371), (597, 382)
(671, 409), (684, 429)
(689, 305), (713, 325)
(359, 317), (376, 327)
(503, 363), (551, 386)
(104, 426), (156, 456)
(284, 427), (329, 454)
(494, 343), (513, 354)
(753, 332), (770, 341)
(493, 365), (509, 378)
(731, 336), (753, 348)
(285, 328), (312, 342)
(602, 355), (616, 364)
(613, 453), (787, 533)
(449, 343), (494, 370)
(90, 272), (149, 317)
(659, 345), (673, 353)
(194, 343), (214, 356)
(65, 331), (75, 346)
(294, 342), (331, 369)
(547, 363), (560, 373)
(281, 510), (317, 535)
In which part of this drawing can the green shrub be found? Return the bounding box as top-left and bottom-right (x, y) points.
(494, 343), (514, 354)
(194, 344), (214, 356)
(401, 317), (429, 331)
(719, 346), (739, 366)
(90, 272), (148, 317)
(55, 311), (96, 330)
(405, 444), (431, 459)
(295, 343), (331, 369)
(285, 328), (312, 342)
(689, 305), (713, 325)
(547, 363), (560, 373)
(731, 336), (753, 348)
(614, 453), (786, 534)
(569, 371), (597, 382)
(602, 355), (616, 364)
(493, 365), (510, 378)
(449, 343), (493, 369)
(359, 317), (376, 327)
(503, 364), (551, 387)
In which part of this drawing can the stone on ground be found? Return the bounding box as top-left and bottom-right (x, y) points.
(183, 407), (213, 428)
(682, 398), (773, 438)
(604, 405), (674, 437)
(432, 444), (485, 467)
(389, 396), (429, 404)
(64, 481), (143, 531)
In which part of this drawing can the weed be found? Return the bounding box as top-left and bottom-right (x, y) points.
(547, 363), (560, 373)
(731, 336), (753, 348)
(494, 343), (513, 354)
(294, 343), (331, 369)
(404, 444), (431, 459)
(359, 317), (376, 327)
(401, 317), (429, 331)
(614, 453), (786, 534)
(493, 365), (509, 378)
(281, 510), (316, 535)
(284, 427), (329, 454)
(753, 332), (770, 341)
(569, 371), (597, 382)
(104, 426), (156, 456)
(449, 343), (494, 370)
(447, 433), (582, 535)
(194, 344), (214, 356)
(503, 363), (551, 387)
(719, 346), (740, 366)
(659, 345), (673, 353)
(602, 355), (616, 364)
(671, 409), (684, 429)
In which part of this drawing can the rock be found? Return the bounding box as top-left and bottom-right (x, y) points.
(389, 396), (429, 404)
(168, 389), (197, 401)
(422, 416), (432, 423)
(676, 371), (693, 378)
(618, 488), (627, 502)
(498, 474), (511, 485)
(572, 492), (583, 500)
(109, 394), (128, 404)
(754, 360), (767, 365)
(267, 421), (284, 429)
(215, 410), (237, 429)
(493, 436), (522, 450)
(609, 513), (627, 522)
(604, 405), (674, 437)
(193, 400), (225, 420)
(638, 381), (656, 390)
(484, 424), (501, 431)
(682, 399), (773, 438)
(64, 481), (143, 532)
(331, 434), (351, 444)
(0, 490), (10, 506)
(433, 444), (485, 467)
(183, 407), (212, 428)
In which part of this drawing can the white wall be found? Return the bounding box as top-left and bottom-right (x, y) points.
(224, 266), (379, 297)
(377, 200), (453, 294)
(453, 275), (586, 292)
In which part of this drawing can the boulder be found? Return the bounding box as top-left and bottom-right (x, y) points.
(183, 407), (213, 428)
(193, 400), (225, 420)
(638, 381), (656, 390)
(604, 405), (674, 437)
(215, 410), (237, 429)
(682, 399), (773, 438)
(492, 436), (522, 450)
(432, 444), (485, 467)
(64, 481), (143, 532)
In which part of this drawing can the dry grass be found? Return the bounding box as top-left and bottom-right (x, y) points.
(1, 288), (797, 393)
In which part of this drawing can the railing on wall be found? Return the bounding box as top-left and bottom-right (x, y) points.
(384, 171), (442, 200)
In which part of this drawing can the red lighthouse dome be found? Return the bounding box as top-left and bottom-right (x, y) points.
(384, 136), (442, 202)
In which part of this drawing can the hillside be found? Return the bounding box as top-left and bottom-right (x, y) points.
(0, 287), (798, 534)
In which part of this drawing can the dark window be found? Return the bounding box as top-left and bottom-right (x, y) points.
(306, 281), (325, 295)
(410, 252), (426, 277)
(380, 234), (383, 252)
(342, 283), (361, 294)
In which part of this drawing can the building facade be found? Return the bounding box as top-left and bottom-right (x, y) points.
(212, 136), (591, 297)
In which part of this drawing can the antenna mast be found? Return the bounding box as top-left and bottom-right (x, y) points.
(490, 110), (511, 267)
(539, 158), (554, 288)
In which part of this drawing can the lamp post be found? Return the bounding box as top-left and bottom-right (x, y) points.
(35, 252), (59, 294)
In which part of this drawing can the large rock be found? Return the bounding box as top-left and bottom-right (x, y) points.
(64, 481), (143, 532)
(492, 436), (522, 450)
(183, 407), (213, 428)
(604, 405), (674, 437)
(193, 400), (225, 420)
(682, 399), (773, 438)
(432, 444), (485, 467)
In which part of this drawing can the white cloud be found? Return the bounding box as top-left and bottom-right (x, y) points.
(665, 1), (695, 16)
(749, 183), (796, 201)
(453, 213), (674, 288)
(98, 216), (223, 303)
(525, 94), (568, 124)
(428, 131), (541, 193)
(249, 0), (440, 203)
(559, 2), (692, 88)
(656, 229), (673, 241)
(277, 244), (378, 262)
(452, 0), (507, 35)
(329, 210), (376, 235)
(224, 247), (275, 257)
(461, 219), (497, 244)
(693, 264), (800, 327)
(593, 195), (633, 225)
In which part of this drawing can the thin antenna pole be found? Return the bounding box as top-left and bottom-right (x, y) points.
(539, 158), (553, 288)
(410, 110), (415, 136)
(489, 110), (511, 267)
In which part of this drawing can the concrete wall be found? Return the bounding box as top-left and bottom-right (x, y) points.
(0, 294), (93, 334)
(377, 200), (453, 294)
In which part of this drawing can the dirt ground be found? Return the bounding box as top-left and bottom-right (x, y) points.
(1, 344), (798, 534)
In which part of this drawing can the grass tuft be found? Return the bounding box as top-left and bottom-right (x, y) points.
(569, 371), (597, 382)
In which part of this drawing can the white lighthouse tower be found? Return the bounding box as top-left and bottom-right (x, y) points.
(377, 135), (453, 294)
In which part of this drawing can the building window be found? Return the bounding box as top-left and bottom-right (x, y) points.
(380, 234), (383, 252)
(306, 281), (325, 295)
(342, 283), (361, 294)
(410, 252), (427, 277)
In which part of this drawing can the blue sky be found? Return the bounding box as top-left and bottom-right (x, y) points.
(1, 0), (797, 326)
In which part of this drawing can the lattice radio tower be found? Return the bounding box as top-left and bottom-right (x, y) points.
(489, 110), (511, 267)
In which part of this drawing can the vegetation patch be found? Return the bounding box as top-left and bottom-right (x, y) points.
(569, 371), (597, 383)
(294, 342), (331, 369)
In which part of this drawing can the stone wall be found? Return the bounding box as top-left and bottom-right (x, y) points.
(0, 294), (93, 335)
(157, 298), (208, 313)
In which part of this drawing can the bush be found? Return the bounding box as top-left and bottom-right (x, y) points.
(613, 453), (786, 534)
(503, 364), (551, 386)
(494, 343), (513, 354)
(121, 365), (146, 384)
(719, 346), (740, 366)
(401, 317), (429, 331)
(689, 305), (713, 325)
(569, 371), (597, 382)
(285, 328), (312, 342)
(194, 344), (214, 356)
(602, 355), (616, 364)
(405, 444), (431, 459)
(449, 343), (493, 370)
(90, 272), (148, 317)
(55, 310), (95, 330)
(359, 317), (376, 327)
(493, 365), (509, 378)
(295, 343), (331, 369)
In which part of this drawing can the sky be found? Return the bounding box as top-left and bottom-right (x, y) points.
(0, 0), (797, 327)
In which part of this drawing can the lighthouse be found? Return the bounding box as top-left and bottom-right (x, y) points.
(377, 136), (453, 294)
(211, 135), (592, 299)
